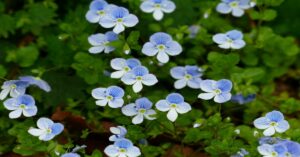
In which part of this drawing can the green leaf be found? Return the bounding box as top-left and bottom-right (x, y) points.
(6, 45), (39, 67)
(0, 14), (16, 38)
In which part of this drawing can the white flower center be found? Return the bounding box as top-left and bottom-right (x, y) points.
(124, 66), (130, 72)
(214, 89), (222, 95)
(184, 74), (192, 80)
(117, 18), (123, 23)
(157, 44), (165, 51)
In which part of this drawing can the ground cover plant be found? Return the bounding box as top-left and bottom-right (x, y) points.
(0, 0), (300, 156)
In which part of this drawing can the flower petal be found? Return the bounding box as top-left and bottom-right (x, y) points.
(104, 145), (119, 157)
(145, 109), (156, 120)
(157, 51), (169, 63)
(140, 1), (155, 13)
(263, 127), (276, 136)
(275, 120), (289, 133)
(110, 58), (127, 70)
(109, 98), (124, 108)
(170, 67), (185, 79)
(232, 7), (244, 17)
(133, 81), (143, 93)
(122, 103), (138, 116)
(200, 80), (217, 92)
(96, 99), (108, 106)
(86, 10), (101, 23)
(132, 114), (144, 124)
(213, 34), (227, 44)
(187, 78), (201, 89)
(89, 46), (105, 54)
(92, 88), (106, 99)
(198, 93), (215, 100)
(99, 16), (116, 28)
(176, 102), (191, 114)
(214, 93), (232, 103)
(127, 146), (141, 157)
(142, 42), (158, 56)
(88, 33), (106, 45)
(121, 73), (137, 85)
(254, 117), (271, 129)
(174, 79), (187, 89)
(161, 1), (176, 13)
(155, 100), (170, 112)
(167, 109), (178, 122)
(216, 3), (232, 14)
(142, 74), (158, 86)
(123, 14), (139, 27)
(231, 39), (246, 49)
(266, 111), (284, 122)
(51, 123), (64, 135)
(37, 118), (54, 129)
(3, 98), (18, 110)
(165, 41), (182, 56)
(111, 71), (126, 79)
(153, 9), (164, 21)
(9, 109), (22, 119)
(217, 79), (232, 92)
(23, 107), (37, 117)
(0, 88), (10, 100)
(28, 128), (44, 136)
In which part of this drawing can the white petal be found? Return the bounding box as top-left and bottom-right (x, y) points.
(0, 88), (10, 100)
(155, 100), (170, 112)
(23, 107), (38, 117)
(167, 109), (178, 122)
(108, 98), (124, 108)
(132, 114), (144, 124)
(123, 14), (139, 27)
(37, 118), (54, 129)
(144, 109), (156, 120)
(122, 103), (138, 116)
(9, 109), (22, 119)
(142, 42), (158, 56)
(121, 73), (137, 85)
(89, 46), (105, 54)
(157, 51), (169, 63)
(28, 128), (44, 136)
(142, 74), (158, 86)
(86, 10), (101, 23)
(133, 81), (143, 93)
(110, 58), (127, 70)
(176, 102), (191, 114)
(96, 99), (108, 106)
(113, 23), (125, 34)
(140, 1), (155, 13)
(153, 9), (164, 21)
(174, 79), (187, 89)
(99, 16), (116, 28)
(198, 93), (215, 100)
(219, 42), (231, 49)
(263, 127), (276, 136)
(232, 8), (245, 17)
(111, 70), (126, 79)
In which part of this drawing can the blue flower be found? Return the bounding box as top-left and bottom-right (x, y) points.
(91, 86), (125, 108)
(254, 110), (290, 136)
(28, 117), (64, 141)
(109, 126), (127, 141)
(198, 79), (233, 103)
(258, 144), (287, 157)
(283, 141), (300, 157)
(140, 0), (176, 21)
(188, 25), (200, 38)
(231, 93), (255, 104)
(155, 93), (191, 122)
(121, 66), (158, 93)
(104, 139), (141, 157)
(100, 6), (139, 34)
(231, 148), (249, 157)
(0, 80), (29, 100)
(110, 58), (141, 79)
(142, 32), (182, 63)
(85, 0), (109, 23)
(122, 97), (156, 124)
(19, 76), (51, 92)
(61, 153), (80, 157)
(170, 65), (203, 89)
(216, 0), (252, 17)
(88, 31), (118, 54)
(3, 94), (37, 119)
(213, 30), (245, 49)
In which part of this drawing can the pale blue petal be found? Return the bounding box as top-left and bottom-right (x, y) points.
(198, 93), (215, 100)
(176, 102), (191, 114)
(167, 109), (178, 122)
(170, 66), (185, 79)
(104, 145), (119, 157)
(263, 127), (275, 136)
(266, 111), (284, 122)
(254, 117), (271, 129)
(144, 109), (156, 120)
(214, 93), (232, 103)
(86, 10), (101, 23)
(111, 6), (129, 19)
(99, 16), (116, 28)
(126, 58), (141, 69)
(258, 144), (274, 156)
(122, 103), (138, 116)
(275, 120), (289, 133)
(200, 80), (217, 92)
(216, 3), (232, 14)
(187, 78), (201, 89)
(185, 65), (201, 77)
(161, 0), (176, 13)
(109, 98), (124, 108)
(142, 42), (158, 56)
(89, 46), (105, 54)
(226, 30), (243, 40)
(216, 79), (232, 93)
(88, 33), (106, 46)
(127, 146), (141, 157)
(165, 41), (182, 56)
(37, 118), (54, 129)
(136, 97), (152, 109)
(213, 34), (227, 44)
(0, 88), (10, 100)
(153, 9), (164, 21)
(51, 123), (64, 135)
(157, 51), (169, 63)
(123, 14), (139, 27)
(174, 79), (187, 89)
(133, 81), (143, 93)
(111, 58), (127, 70)
(132, 66), (149, 76)
(114, 139), (133, 148)
(166, 93), (184, 104)
(9, 109), (22, 119)
(39, 133), (55, 141)
(105, 31), (118, 42)
(150, 32), (172, 45)
(4, 98), (18, 110)
(231, 39), (246, 49)
(28, 128), (44, 136)
(23, 107), (37, 117)
(140, 1), (155, 13)
(90, 0), (108, 11)
(142, 74), (158, 86)
(92, 88), (107, 99)
(232, 7), (244, 17)
(132, 114), (144, 124)
(155, 100), (170, 111)
(121, 73), (137, 85)
(17, 94), (35, 106)
(107, 86), (124, 98)
(61, 153), (80, 157)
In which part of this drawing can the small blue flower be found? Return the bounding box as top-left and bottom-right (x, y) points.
(258, 144), (287, 157)
(121, 66), (158, 93)
(19, 76), (51, 92)
(100, 6), (139, 34)
(110, 58), (141, 79)
(198, 79), (233, 103)
(140, 0), (176, 21)
(88, 31), (118, 54)
(0, 80), (29, 100)
(170, 65), (203, 89)
(142, 32), (182, 63)
(188, 25), (200, 38)
(213, 30), (245, 49)
(231, 148), (249, 157)
(231, 93), (255, 104)
(61, 153), (80, 157)
(85, 0), (109, 23)
(109, 126), (127, 141)
(283, 141), (300, 157)
(4, 94), (37, 119)
(122, 97), (156, 124)
(216, 0), (252, 17)
(28, 117), (64, 141)
(91, 86), (125, 108)
(254, 110), (290, 136)
(104, 139), (141, 157)
(155, 93), (191, 122)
